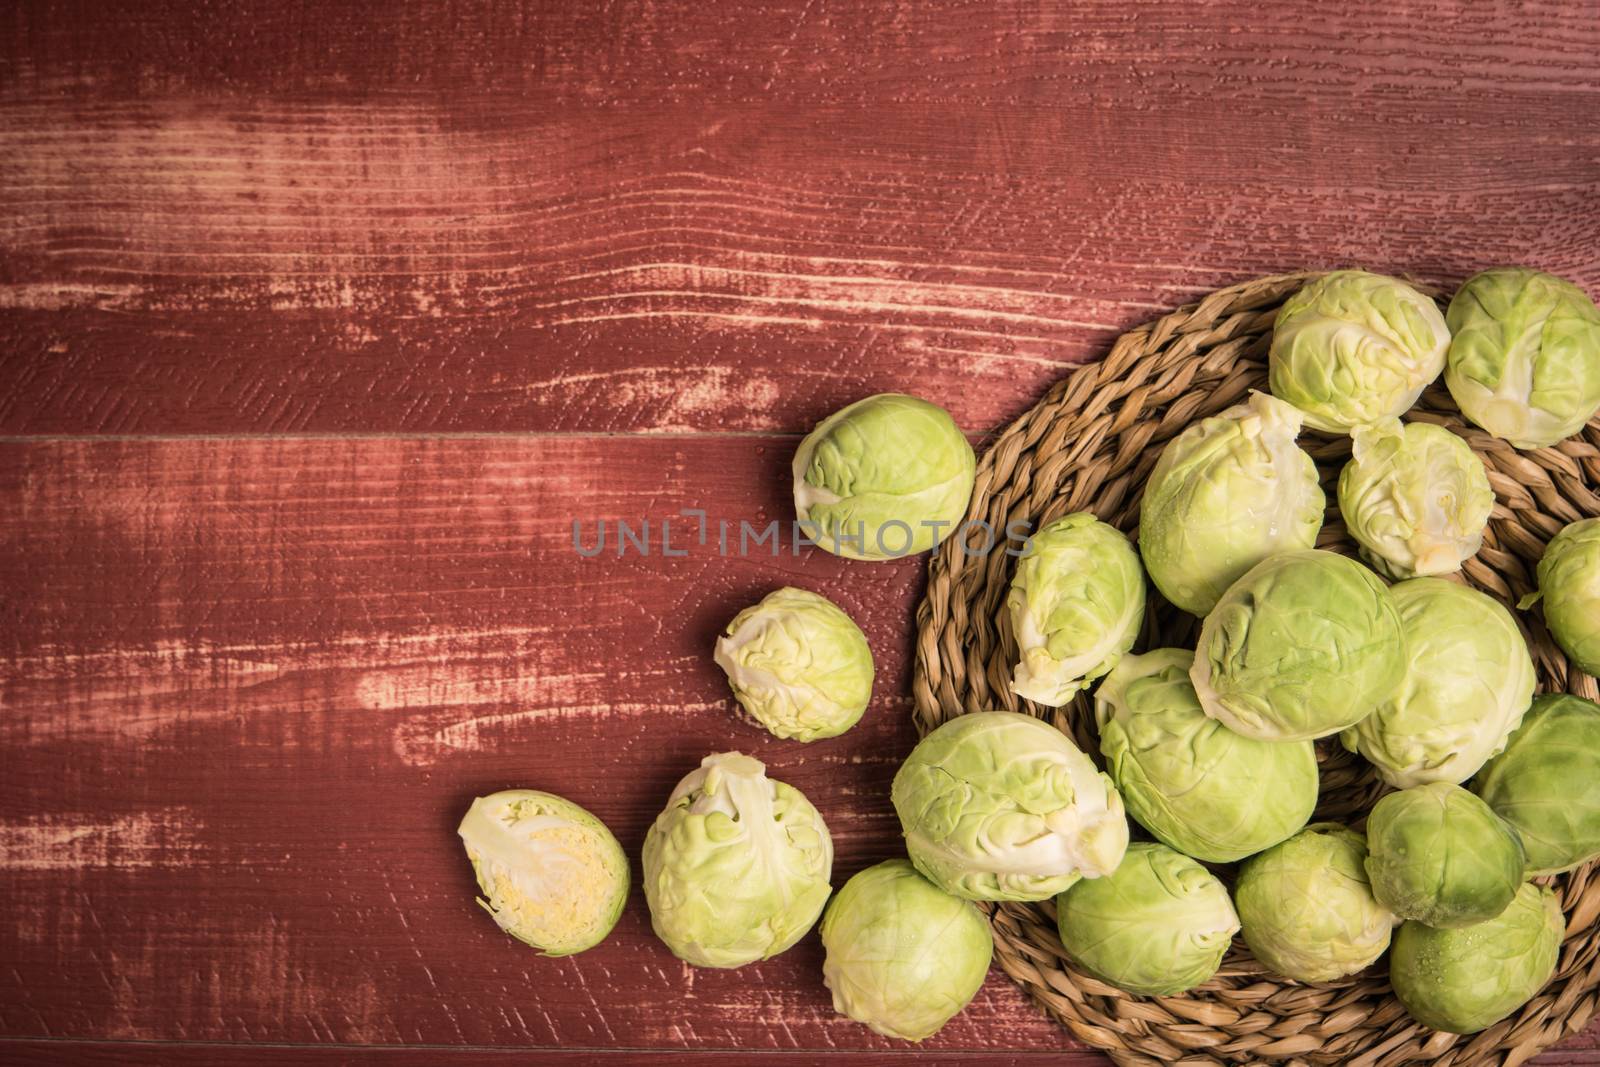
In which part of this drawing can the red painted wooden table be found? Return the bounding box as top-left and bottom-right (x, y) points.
(3, 2), (1599, 1064)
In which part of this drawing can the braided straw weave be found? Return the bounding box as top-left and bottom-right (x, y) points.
(911, 272), (1600, 1066)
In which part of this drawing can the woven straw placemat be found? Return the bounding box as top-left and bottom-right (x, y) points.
(911, 272), (1600, 1066)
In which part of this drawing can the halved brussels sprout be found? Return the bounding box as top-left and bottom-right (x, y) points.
(1056, 842), (1239, 996)
(1341, 578), (1535, 788)
(1138, 391), (1325, 615)
(1527, 518), (1600, 676)
(1234, 824), (1397, 983)
(1364, 782), (1525, 928)
(820, 859), (993, 1041)
(1096, 648), (1317, 863)
(642, 752), (832, 967)
(458, 789), (630, 956)
(1007, 513), (1145, 706)
(891, 711), (1129, 902)
(1473, 693), (1600, 875)
(1444, 267), (1600, 449)
(1337, 419), (1494, 579)
(1391, 882), (1563, 1034)
(1269, 270), (1449, 434)
(1191, 549), (1406, 741)
(793, 393), (975, 560)
(713, 587), (874, 741)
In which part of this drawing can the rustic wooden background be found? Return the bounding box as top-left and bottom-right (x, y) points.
(3, 1), (1599, 1064)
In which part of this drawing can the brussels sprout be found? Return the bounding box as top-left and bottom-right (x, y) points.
(642, 752), (832, 967)
(1191, 549), (1406, 741)
(1234, 824), (1397, 983)
(712, 587), (874, 742)
(1138, 391), (1325, 615)
(1444, 268), (1600, 449)
(892, 711), (1129, 901)
(1268, 271), (1450, 434)
(820, 859), (993, 1041)
(1056, 842), (1239, 996)
(1391, 882), (1563, 1034)
(1096, 649), (1317, 863)
(792, 393), (975, 560)
(1364, 782), (1525, 928)
(457, 790), (629, 956)
(1007, 513), (1146, 706)
(1474, 693), (1600, 875)
(1341, 578), (1535, 788)
(1337, 420), (1494, 579)
(1527, 518), (1600, 676)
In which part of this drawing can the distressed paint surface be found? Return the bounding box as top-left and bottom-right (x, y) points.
(0, 437), (1073, 1054)
(2, 1), (1599, 1064)
(3, 3), (1599, 434)
(1, 1046), (1103, 1067)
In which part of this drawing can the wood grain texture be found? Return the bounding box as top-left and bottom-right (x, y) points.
(3, 435), (1598, 1061)
(0, 1044), (1109, 1067)
(2, 2), (1598, 434)
(0, 436), (1076, 1053)
(4, 1), (1600, 1062)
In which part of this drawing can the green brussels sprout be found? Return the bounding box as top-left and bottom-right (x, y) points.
(1526, 518), (1600, 676)
(1269, 270), (1450, 434)
(1007, 513), (1146, 706)
(1444, 268), (1600, 449)
(1364, 782), (1525, 928)
(1341, 578), (1535, 788)
(1474, 693), (1600, 875)
(457, 790), (629, 956)
(820, 859), (993, 1041)
(1191, 549), (1406, 741)
(892, 711), (1129, 902)
(642, 752), (832, 967)
(1138, 391), (1325, 615)
(1095, 649), (1317, 863)
(1337, 420), (1494, 579)
(712, 587), (874, 742)
(1056, 842), (1240, 996)
(1391, 882), (1563, 1034)
(1234, 824), (1397, 983)
(792, 393), (975, 560)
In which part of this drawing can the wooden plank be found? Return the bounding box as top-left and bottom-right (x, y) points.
(2, 5), (1598, 433)
(5, 434), (1598, 1059)
(0, 434), (1077, 1052)
(12, 0), (1600, 104)
(0, 1043), (1109, 1067)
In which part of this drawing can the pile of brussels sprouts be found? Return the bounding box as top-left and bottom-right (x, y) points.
(456, 267), (1600, 1044)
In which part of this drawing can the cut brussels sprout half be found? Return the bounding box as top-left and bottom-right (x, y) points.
(458, 789), (630, 956)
